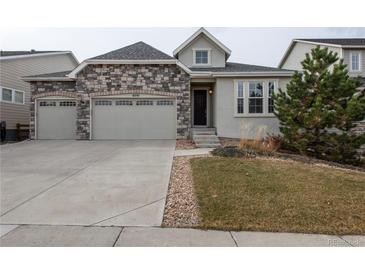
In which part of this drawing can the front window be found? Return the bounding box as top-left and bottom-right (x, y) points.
(248, 82), (263, 114)
(234, 80), (277, 116)
(1, 88), (12, 102)
(195, 50), (209, 65)
(350, 52), (361, 72)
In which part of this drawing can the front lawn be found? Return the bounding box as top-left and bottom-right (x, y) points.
(191, 157), (365, 235)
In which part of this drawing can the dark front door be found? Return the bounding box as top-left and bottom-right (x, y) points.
(193, 90), (207, 126)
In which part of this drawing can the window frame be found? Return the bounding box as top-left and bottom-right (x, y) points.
(0, 86), (25, 104)
(192, 48), (211, 66)
(350, 51), (362, 72)
(233, 80), (278, 117)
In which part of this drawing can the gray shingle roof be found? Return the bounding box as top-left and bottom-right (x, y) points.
(0, 50), (67, 57)
(24, 70), (72, 78)
(91, 41), (174, 60)
(190, 62), (293, 73)
(298, 38), (365, 46)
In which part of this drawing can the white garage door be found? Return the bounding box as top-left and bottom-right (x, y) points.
(92, 98), (176, 140)
(37, 99), (77, 140)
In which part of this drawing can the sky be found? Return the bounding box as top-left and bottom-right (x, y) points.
(1, 27), (365, 67)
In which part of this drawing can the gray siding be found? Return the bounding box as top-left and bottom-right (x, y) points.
(0, 54), (77, 129)
(342, 49), (365, 77)
(214, 77), (290, 139)
(178, 35), (226, 68)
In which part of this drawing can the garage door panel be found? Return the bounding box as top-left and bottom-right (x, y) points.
(37, 100), (77, 140)
(92, 99), (176, 140)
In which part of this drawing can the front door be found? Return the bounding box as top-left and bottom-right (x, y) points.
(193, 90), (207, 126)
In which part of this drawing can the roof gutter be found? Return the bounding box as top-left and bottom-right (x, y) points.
(22, 76), (75, 82)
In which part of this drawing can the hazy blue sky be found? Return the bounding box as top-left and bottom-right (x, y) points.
(1, 27), (364, 67)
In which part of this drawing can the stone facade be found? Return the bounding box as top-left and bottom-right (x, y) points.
(29, 64), (191, 140)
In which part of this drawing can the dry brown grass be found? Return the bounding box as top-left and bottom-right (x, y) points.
(191, 157), (365, 235)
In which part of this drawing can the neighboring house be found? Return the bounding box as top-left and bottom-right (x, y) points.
(279, 38), (365, 138)
(0, 50), (79, 141)
(23, 28), (293, 143)
(279, 38), (365, 89)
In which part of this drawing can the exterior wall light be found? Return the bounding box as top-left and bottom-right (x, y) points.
(208, 89), (213, 95)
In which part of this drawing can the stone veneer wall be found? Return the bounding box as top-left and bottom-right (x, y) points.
(30, 64), (191, 140)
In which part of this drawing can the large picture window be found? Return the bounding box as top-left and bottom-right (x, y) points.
(234, 80), (277, 116)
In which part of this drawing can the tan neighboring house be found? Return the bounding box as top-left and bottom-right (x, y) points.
(279, 38), (365, 138)
(278, 38), (365, 90)
(0, 50), (79, 141)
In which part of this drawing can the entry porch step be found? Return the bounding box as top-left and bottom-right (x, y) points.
(191, 128), (220, 148)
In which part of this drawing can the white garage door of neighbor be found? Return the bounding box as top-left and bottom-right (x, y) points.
(92, 98), (176, 140)
(37, 99), (77, 140)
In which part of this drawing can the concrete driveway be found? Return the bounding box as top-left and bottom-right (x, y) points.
(0, 140), (175, 226)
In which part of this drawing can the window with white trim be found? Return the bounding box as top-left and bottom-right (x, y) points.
(350, 52), (361, 72)
(1, 87), (25, 104)
(1, 88), (12, 102)
(14, 91), (24, 104)
(194, 49), (210, 65)
(268, 81), (275, 113)
(248, 82), (263, 114)
(234, 80), (277, 116)
(236, 81), (244, 114)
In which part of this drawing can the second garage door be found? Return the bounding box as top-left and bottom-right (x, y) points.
(92, 98), (176, 140)
(37, 99), (77, 140)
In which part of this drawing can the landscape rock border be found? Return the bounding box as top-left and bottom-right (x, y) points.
(162, 156), (204, 228)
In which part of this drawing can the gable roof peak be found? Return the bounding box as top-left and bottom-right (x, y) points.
(173, 27), (231, 59)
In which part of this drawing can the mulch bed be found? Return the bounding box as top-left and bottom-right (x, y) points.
(175, 139), (196, 150)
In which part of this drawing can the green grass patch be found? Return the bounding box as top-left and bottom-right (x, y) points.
(191, 157), (365, 235)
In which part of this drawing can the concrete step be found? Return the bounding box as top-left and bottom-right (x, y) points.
(193, 135), (220, 142)
(191, 128), (220, 148)
(191, 128), (216, 134)
(194, 142), (221, 148)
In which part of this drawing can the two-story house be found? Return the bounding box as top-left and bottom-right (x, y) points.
(0, 50), (79, 141)
(23, 28), (293, 146)
(279, 38), (365, 89)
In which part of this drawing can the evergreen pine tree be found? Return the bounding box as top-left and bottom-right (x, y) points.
(274, 46), (365, 165)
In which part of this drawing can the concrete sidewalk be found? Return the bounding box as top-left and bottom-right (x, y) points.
(174, 148), (213, 157)
(1, 225), (364, 247)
